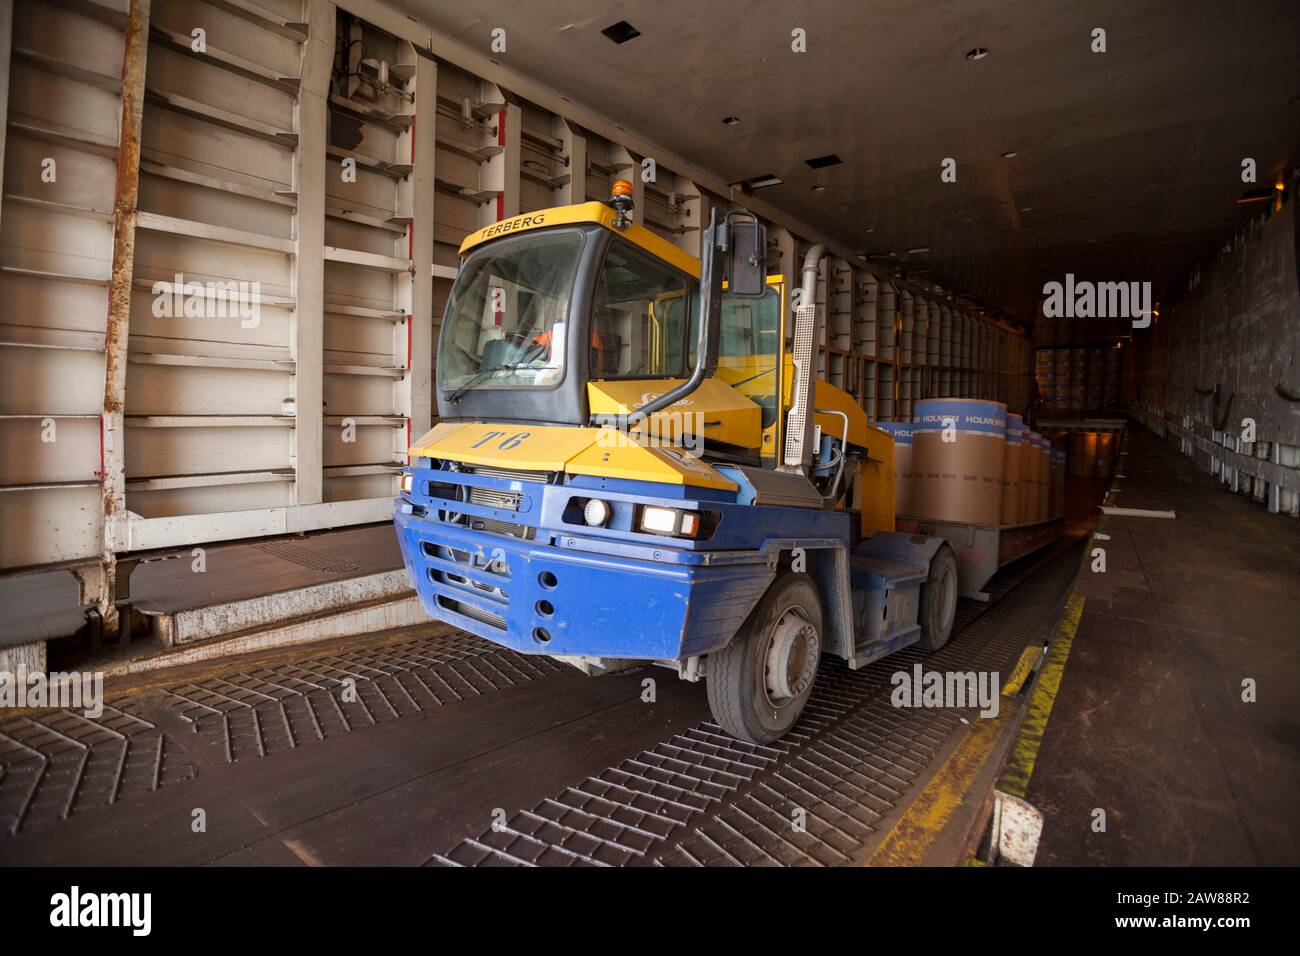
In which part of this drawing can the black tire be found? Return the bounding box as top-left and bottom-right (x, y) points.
(706, 572), (823, 744)
(916, 545), (958, 651)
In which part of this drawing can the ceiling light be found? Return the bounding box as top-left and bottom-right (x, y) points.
(1001, 150), (1019, 159)
(865, 227), (875, 233)
(601, 20), (641, 44)
(966, 47), (990, 60)
(811, 185), (826, 193)
(739, 174), (782, 190)
(907, 247), (929, 254)
(805, 154), (843, 169)
(722, 115), (740, 126)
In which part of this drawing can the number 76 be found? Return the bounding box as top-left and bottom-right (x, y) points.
(469, 431), (530, 450)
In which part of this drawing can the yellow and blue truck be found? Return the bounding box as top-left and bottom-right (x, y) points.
(394, 182), (960, 743)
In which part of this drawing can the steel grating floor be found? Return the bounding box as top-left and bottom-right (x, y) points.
(0, 538), (1083, 865)
(431, 543), (1079, 867)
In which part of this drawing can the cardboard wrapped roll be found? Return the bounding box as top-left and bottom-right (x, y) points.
(911, 399), (1007, 526)
(873, 422), (915, 515)
(1001, 413), (1024, 526)
(1050, 449), (1066, 519)
(1035, 436), (1050, 522)
(1021, 432), (1035, 523)
(1019, 430), (1038, 523)
(1025, 435), (1038, 522)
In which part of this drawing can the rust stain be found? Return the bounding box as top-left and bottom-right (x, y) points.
(101, 0), (151, 521)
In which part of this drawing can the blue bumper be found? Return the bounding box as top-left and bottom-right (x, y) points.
(394, 508), (775, 661)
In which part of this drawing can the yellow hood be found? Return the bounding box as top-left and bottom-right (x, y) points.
(409, 421), (737, 492)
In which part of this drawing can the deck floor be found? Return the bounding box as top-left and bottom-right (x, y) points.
(0, 534), (1085, 866)
(1026, 425), (1300, 865)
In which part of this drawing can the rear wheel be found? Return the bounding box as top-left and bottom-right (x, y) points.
(916, 545), (958, 650)
(707, 573), (823, 744)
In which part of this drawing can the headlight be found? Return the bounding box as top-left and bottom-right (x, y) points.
(640, 505), (677, 534)
(639, 505), (702, 538)
(583, 498), (610, 526)
(400, 473), (414, 494)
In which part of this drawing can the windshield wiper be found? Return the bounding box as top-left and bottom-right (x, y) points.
(445, 363), (536, 404)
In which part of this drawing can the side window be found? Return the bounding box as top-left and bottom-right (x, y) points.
(720, 287), (779, 359)
(592, 241), (698, 378)
(717, 287), (781, 415)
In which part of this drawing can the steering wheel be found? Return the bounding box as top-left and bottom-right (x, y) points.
(502, 330), (548, 364)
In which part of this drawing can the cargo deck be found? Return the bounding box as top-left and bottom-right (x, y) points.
(0, 523), (1085, 866)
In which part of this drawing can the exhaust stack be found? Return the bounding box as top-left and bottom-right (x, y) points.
(781, 245), (826, 472)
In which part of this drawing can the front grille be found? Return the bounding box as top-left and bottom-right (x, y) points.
(425, 539), (510, 631)
(434, 566), (509, 599)
(472, 517), (536, 540)
(468, 485), (521, 510)
(436, 596), (506, 629)
(464, 464), (549, 483)
(424, 542), (512, 584)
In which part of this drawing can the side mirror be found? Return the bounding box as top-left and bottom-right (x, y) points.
(727, 215), (767, 298)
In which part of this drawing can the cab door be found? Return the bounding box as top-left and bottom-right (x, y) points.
(713, 275), (786, 467)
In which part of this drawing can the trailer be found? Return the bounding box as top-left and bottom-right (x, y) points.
(891, 516), (1064, 600)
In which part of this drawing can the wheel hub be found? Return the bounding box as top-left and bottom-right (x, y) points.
(764, 609), (819, 705)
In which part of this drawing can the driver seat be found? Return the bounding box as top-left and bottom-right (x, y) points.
(480, 337), (517, 368)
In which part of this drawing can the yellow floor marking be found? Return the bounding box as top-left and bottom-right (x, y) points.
(1001, 645), (1041, 697)
(995, 500), (1109, 804)
(281, 838), (325, 867)
(867, 711), (1010, 866)
(867, 523), (1099, 866)
(997, 591), (1085, 800)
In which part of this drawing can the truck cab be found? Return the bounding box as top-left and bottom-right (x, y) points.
(434, 202), (783, 462)
(395, 190), (958, 743)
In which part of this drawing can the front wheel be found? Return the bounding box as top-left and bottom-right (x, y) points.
(706, 572), (823, 744)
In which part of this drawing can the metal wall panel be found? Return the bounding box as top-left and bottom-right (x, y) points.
(0, 0), (122, 569)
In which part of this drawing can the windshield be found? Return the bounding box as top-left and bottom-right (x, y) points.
(438, 230), (583, 391)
